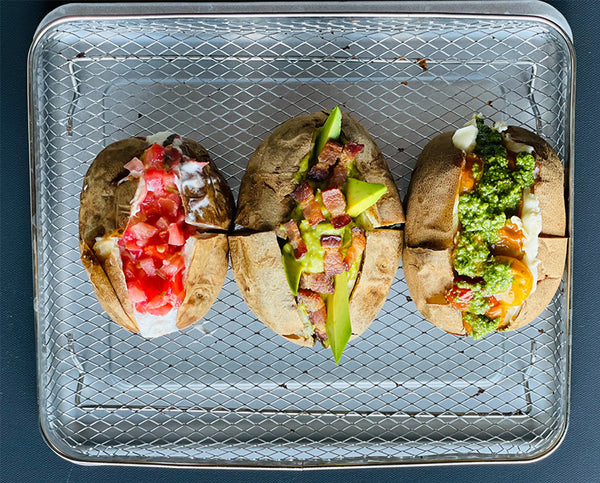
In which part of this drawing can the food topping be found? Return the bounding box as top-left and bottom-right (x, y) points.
(279, 107), (382, 361)
(449, 117), (539, 338)
(118, 143), (199, 317)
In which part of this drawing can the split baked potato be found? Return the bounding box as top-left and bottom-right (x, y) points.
(403, 116), (567, 338)
(79, 133), (234, 338)
(230, 108), (404, 361)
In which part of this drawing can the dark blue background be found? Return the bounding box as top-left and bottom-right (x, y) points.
(2, 1), (598, 481)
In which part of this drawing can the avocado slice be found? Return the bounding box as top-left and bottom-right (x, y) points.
(326, 271), (352, 364)
(282, 243), (303, 296)
(314, 106), (342, 158)
(345, 178), (388, 217)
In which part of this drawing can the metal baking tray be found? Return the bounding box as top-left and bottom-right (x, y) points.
(29, 1), (574, 468)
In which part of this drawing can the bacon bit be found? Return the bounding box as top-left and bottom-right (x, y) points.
(332, 214), (352, 229)
(321, 187), (346, 215)
(307, 164), (331, 181)
(124, 157), (144, 176)
(298, 289), (325, 312)
(344, 226), (366, 270)
(343, 141), (364, 158)
(308, 140), (343, 181)
(327, 164), (348, 188)
(297, 289), (327, 341)
(318, 140), (343, 165)
(291, 182), (325, 226)
(321, 235), (345, 275)
(291, 182), (313, 203)
(299, 272), (334, 294)
(282, 219), (307, 259)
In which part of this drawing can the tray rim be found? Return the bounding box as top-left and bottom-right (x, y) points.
(28, 1), (576, 469)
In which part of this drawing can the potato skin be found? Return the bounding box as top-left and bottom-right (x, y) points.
(235, 110), (404, 231)
(79, 135), (234, 335)
(404, 126), (568, 335)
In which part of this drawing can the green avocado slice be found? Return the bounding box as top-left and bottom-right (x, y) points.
(345, 178), (388, 217)
(314, 106), (342, 158)
(282, 243), (303, 296)
(326, 271), (352, 364)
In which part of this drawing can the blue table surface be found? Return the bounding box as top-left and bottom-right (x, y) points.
(2, 0), (599, 481)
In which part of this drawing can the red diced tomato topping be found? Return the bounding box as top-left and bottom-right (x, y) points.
(129, 222), (158, 245)
(124, 156), (144, 175)
(138, 257), (156, 277)
(127, 280), (146, 304)
(119, 142), (196, 316)
(446, 284), (474, 311)
(144, 143), (166, 169)
(159, 197), (179, 218)
(168, 223), (185, 246)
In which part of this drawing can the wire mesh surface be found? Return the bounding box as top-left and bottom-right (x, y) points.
(30, 10), (572, 467)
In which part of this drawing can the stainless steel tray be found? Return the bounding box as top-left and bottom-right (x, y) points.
(29, 1), (574, 468)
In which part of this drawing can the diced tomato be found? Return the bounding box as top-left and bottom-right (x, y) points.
(145, 169), (166, 193)
(124, 156), (144, 175)
(138, 257), (157, 277)
(127, 280), (147, 304)
(168, 275), (185, 303)
(147, 303), (173, 316)
(161, 253), (185, 277)
(159, 197), (179, 219)
(143, 143), (166, 169)
(129, 222), (158, 246)
(123, 258), (137, 280)
(446, 284), (474, 310)
(155, 216), (169, 232)
(164, 147), (182, 167)
(168, 223), (185, 246)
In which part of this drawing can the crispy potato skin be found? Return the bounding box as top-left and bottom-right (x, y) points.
(232, 110), (405, 347)
(404, 126), (568, 335)
(79, 136), (234, 334)
(235, 110), (404, 231)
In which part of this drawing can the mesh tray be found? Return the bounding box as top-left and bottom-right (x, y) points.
(29, 2), (573, 468)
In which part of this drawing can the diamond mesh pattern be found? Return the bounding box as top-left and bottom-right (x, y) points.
(30, 14), (572, 467)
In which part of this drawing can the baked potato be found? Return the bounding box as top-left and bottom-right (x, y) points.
(230, 108), (404, 361)
(79, 133), (235, 338)
(403, 116), (568, 339)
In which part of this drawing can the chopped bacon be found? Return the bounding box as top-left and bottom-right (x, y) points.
(343, 141), (364, 158)
(321, 188), (346, 215)
(297, 289), (327, 341)
(291, 182), (325, 226)
(331, 214), (352, 228)
(318, 140), (344, 165)
(321, 235), (345, 275)
(344, 226), (366, 270)
(308, 140), (343, 181)
(282, 219), (307, 259)
(321, 188), (351, 228)
(299, 272), (334, 294)
(327, 164), (348, 188)
(291, 182), (313, 203)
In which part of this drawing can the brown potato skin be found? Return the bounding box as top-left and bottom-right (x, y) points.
(235, 110), (405, 231)
(404, 126), (568, 335)
(79, 136), (234, 335)
(230, 229), (403, 347)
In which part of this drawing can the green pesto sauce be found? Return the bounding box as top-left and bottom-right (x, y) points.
(453, 118), (536, 339)
(453, 233), (489, 278)
(463, 312), (500, 340)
